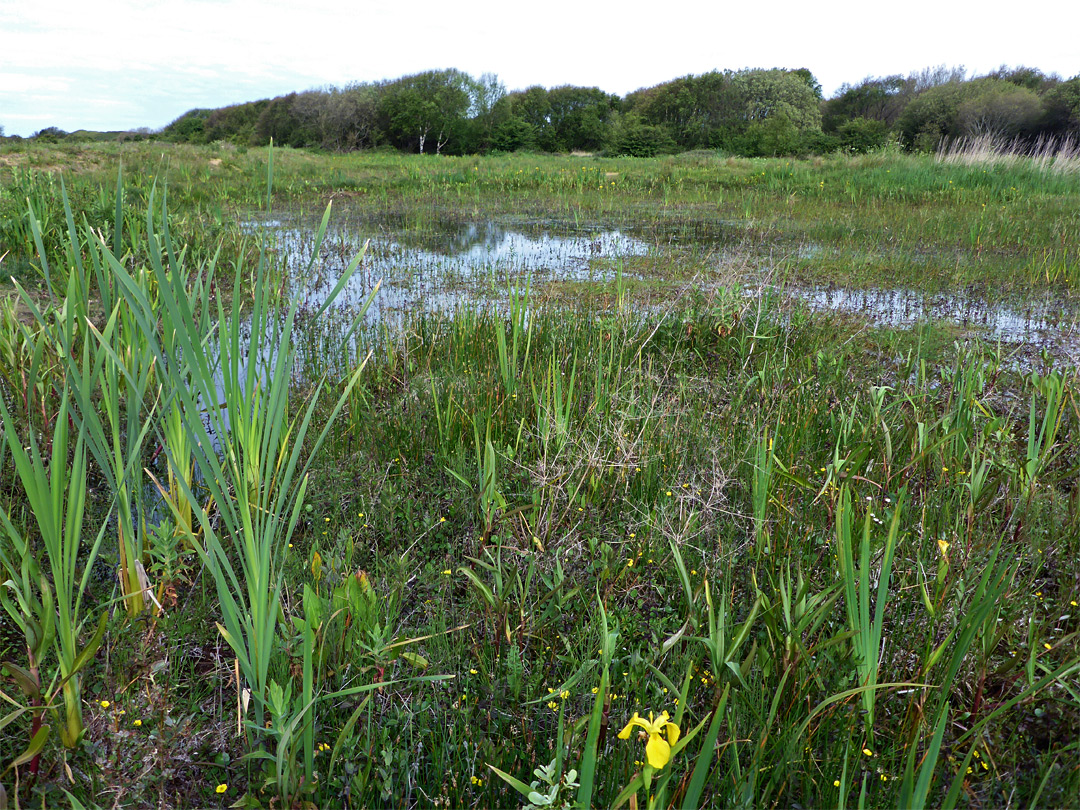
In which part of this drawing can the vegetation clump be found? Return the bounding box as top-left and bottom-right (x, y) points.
(0, 144), (1077, 808)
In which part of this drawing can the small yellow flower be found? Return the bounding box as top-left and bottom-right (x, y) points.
(863, 748), (874, 757)
(1044, 642), (1052, 650)
(627, 559), (635, 568)
(469, 668), (478, 675)
(133, 719), (142, 727)
(880, 774), (888, 782)
(442, 569), (452, 575)
(665, 490), (672, 496)
(99, 700), (110, 709)
(216, 784), (228, 794)
(937, 539), (950, 559)
(560, 690), (570, 700)
(547, 701), (558, 711)
(834, 780), (841, 787)
(618, 711), (681, 770)
(439, 517), (446, 523)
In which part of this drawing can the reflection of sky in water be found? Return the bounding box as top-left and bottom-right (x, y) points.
(241, 217), (1079, 369)
(228, 219), (654, 380)
(270, 219), (650, 330)
(784, 285), (1079, 353)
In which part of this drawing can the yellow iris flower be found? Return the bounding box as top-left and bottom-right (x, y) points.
(618, 711), (680, 769)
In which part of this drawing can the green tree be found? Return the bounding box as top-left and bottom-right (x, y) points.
(836, 117), (890, 153)
(378, 70), (472, 154)
(255, 93), (317, 148)
(162, 109), (211, 143)
(611, 113), (676, 157)
(203, 100), (270, 145)
(898, 77), (1043, 146)
(982, 65), (1058, 94)
(956, 81), (1042, 138)
(822, 75), (910, 132)
(1042, 77), (1080, 137)
(490, 117), (535, 152)
(464, 72), (506, 152)
(729, 69), (822, 132)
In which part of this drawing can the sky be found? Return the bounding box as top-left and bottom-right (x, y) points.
(2, 0), (1078, 137)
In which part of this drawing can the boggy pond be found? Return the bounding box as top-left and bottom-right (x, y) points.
(250, 211), (1080, 368)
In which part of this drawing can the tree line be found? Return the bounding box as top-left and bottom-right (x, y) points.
(14, 65), (1080, 157)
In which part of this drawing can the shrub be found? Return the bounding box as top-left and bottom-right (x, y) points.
(837, 117), (890, 153)
(615, 121), (676, 157)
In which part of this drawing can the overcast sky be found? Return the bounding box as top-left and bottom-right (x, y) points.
(2, 0), (1078, 137)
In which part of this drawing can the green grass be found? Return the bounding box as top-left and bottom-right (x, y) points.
(0, 143), (1077, 809)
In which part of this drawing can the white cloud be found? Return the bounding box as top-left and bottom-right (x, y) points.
(2, 0), (1079, 136)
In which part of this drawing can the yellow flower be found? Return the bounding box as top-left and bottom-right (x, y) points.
(834, 780), (841, 787)
(937, 539), (950, 559)
(863, 748), (874, 757)
(99, 700), (110, 709)
(215, 784), (228, 794)
(618, 711), (681, 770)
(442, 569), (452, 576)
(133, 719), (142, 727)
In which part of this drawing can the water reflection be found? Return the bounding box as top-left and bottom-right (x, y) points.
(274, 218), (650, 329)
(248, 215), (1078, 367)
(786, 284), (1079, 350)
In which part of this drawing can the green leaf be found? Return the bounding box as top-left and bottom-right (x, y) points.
(1, 662), (40, 701)
(5, 723), (50, 773)
(486, 763), (534, 799)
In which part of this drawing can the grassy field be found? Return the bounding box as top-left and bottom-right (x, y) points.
(0, 142), (1078, 809)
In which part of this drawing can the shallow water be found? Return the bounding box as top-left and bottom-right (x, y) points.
(251, 214), (1080, 367)
(784, 284), (1079, 349)
(272, 217), (650, 326)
